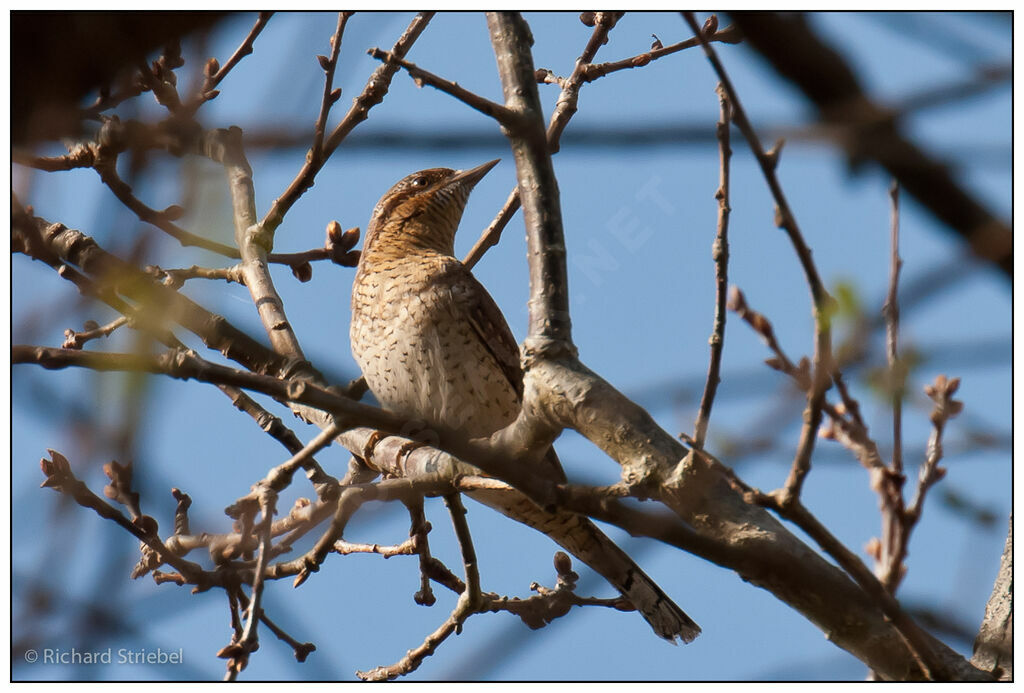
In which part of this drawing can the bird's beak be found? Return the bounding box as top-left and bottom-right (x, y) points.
(450, 159), (500, 190)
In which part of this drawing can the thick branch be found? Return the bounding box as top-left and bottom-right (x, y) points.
(464, 11), (622, 270)
(515, 354), (986, 680)
(972, 515), (1012, 679)
(487, 12), (573, 349)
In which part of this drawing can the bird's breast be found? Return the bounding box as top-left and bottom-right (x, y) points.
(350, 257), (520, 439)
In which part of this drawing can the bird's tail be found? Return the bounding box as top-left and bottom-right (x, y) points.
(467, 487), (700, 644)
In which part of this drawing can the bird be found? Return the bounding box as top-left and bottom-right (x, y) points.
(350, 159), (700, 644)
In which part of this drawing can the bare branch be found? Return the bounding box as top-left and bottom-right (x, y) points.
(487, 12), (573, 348)
(580, 22), (741, 82)
(89, 124), (241, 257)
(876, 180), (909, 594)
(404, 498), (437, 606)
(884, 180), (905, 476)
(185, 11), (273, 117)
(11, 345), (404, 436)
(357, 494), (484, 681)
(63, 316), (129, 350)
(972, 515), (1012, 679)
(12, 205), (296, 378)
(311, 13), (353, 159)
(200, 126), (307, 362)
(260, 12), (434, 235)
(907, 375), (962, 523)
(230, 488), (277, 675)
(38, 450), (212, 587)
(227, 421), (343, 520)
(464, 11), (623, 269)
(683, 12), (833, 505)
(693, 83), (732, 448)
(368, 47), (523, 127)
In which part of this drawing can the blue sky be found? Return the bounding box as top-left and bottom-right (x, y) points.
(11, 11), (1011, 681)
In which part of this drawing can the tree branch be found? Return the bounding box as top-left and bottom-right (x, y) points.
(464, 11), (623, 269)
(183, 11), (273, 117)
(728, 11), (1012, 277)
(683, 11), (833, 504)
(972, 515), (1012, 679)
(260, 12), (434, 235)
(487, 12), (574, 349)
(368, 47), (523, 127)
(692, 83), (732, 448)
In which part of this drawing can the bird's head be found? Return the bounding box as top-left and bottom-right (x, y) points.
(363, 159), (500, 257)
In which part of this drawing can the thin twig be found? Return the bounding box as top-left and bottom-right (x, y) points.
(884, 180), (904, 476)
(185, 12), (274, 117)
(18, 134), (350, 275)
(38, 450), (212, 586)
(147, 264), (244, 287)
(281, 478), (456, 588)
(444, 494), (481, 609)
(875, 179), (908, 595)
(333, 536), (417, 557)
(725, 281), (954, 676)
(258, 609), (316, 663)
(368, 48), (523, 127)
(693, 83), (732, 448)
(227, 421), (342, 520)
(15, 208), (336, 488)
(62, 316), (129, 350)
(717, 462), (949, 680)
(463, 12), (623, 269)
(260, 12), (434, 235)
(881, 375), (962, 594)
(404, 497), (437, 606)
(12, 345), (402, 434)
(909, 376), (961, 523)
(728, 286), (888, 472)
(311, 13), (353, 160)
(91, 139), (241, 257)
(683, 12), (833, 504)
(580, 23), (741, 82)
(82, 42), (186, 119)
(231, 489), (277, 674)
(13, 145), (96, 171)
(356, 493), (482, 681)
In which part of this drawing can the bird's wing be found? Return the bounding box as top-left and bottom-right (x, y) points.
(443, 260), (524, 400)
(440, 258), (566, 483)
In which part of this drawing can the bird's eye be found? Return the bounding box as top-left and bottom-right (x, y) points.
(411, 176), (428, 188)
